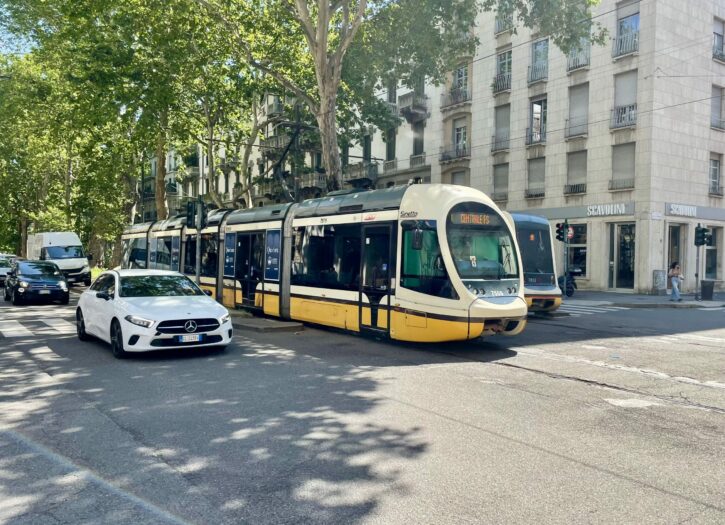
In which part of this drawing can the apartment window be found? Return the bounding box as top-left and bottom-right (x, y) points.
(493, 50), (512, 93)
(611, 142), (636, 190)
(413, 122), (425, 156)
(614, 0), (639, 57)
(528, 97), (547, 144)
(566, 151), (587, 193)
(526, 157), (545, 197)
(568, 224), (588, 277)
(712, 86), (724, 129)
(529, 39), (548, 83)
(710, 154), (722, 194)
(567, 83), (589, 137)
(568, 37), (591, 71)
(493, 163), (509, 200)
(493, 104), (511, 151)
(385, 128), (396, 161)
(612, 70), (637, 128)
(705, 227), (722, 280)
(454, 117), (467, 153)
(714, 18), (725, 60)
(451, 171), (467, 185)
(454, 65), (468, 90)
(363, 134), (372, 162)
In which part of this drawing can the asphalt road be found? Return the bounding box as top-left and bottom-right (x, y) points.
(0, 291), (723, 524)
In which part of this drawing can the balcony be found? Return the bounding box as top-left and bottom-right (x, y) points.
(714, 35), (725, 62)
(525, 186), (545, 199)
(260, 134), (291, 158)
(265, 98), (284, 118)
(439, 143), (470, 163)
(384, 101), (398, 116)
(565, 117), (588, 138)
(383, 159), (398, 174)
(526, 126), (546, 145)
(567, 44), (591, 71)
(712, 116), (725, 130)
(491, 132), (510, 152)
(611, 104), (637, 129)
(609, 178), (635, 191)
(342, 161), (379, 184)
(492, 72), (511, 94)
(612, 31), (639, 58)
(564, 183), (587, 195)
(441, 87), (471, 110)
(709, 184), (723, 196)
(398, 92), (430, 124)
(410, 153), (427, 168)
(491, 191), (508, 202)
(528, 62), (548, 84)
(494, 15), (513, 34)
(299, 173), (327, 190)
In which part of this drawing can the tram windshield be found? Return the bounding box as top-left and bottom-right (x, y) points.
(446, 203), (519, 281)
(515, 224), (555, 278)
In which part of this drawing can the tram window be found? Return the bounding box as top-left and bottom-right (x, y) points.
(184, 236), (196, 274)
(400, 228), (458, 299)
(123, 238), (147, 269)
(516, 228), (554, 275)
(153, 237), (173, 271)
(184, 234), (219, 276)
(291, 225), (361, 290)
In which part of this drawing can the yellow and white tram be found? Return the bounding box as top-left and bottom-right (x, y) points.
(510, 213), (562, 313)
(121, 185), (528, 342)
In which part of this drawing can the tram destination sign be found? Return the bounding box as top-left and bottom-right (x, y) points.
(450, 212), (502, 226)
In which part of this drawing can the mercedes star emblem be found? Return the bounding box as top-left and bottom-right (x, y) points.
(184, 320), (197, 333)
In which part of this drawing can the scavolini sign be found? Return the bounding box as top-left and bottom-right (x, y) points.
(514, 202), (635, 220)
(666, 203), (725, 221)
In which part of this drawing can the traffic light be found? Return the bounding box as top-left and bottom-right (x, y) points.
(704, 229), (714, 247)
(199, 201), (208, 229)
(186, 201), (196, 227)
(555, 222), (567, 242)
(695, 225), (709, 246)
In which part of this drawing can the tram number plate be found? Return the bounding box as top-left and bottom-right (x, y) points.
(178, 334), (202, 343)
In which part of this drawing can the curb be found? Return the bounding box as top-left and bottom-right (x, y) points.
(231, 318), (304, 333)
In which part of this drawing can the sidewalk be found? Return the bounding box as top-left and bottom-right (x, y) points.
(566, 290), (725, 309)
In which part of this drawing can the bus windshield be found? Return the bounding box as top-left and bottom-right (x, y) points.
(446, 203), (518, 281)
(516, 225), (554, 276)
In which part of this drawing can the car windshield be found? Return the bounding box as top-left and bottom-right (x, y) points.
(446, 203), (519, 281)
(18, 262), (61, 276)
(119, 275), (206, 297)
(45, 246), (85, 259)
(0, 258), (10, 268)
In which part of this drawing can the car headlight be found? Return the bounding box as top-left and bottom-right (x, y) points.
(220, 313), (230, 324)
(82, 265), (90, 272)
(19, 281), (29, 288)
(59, 281), (68, 290)
(124, 315), (155, 328)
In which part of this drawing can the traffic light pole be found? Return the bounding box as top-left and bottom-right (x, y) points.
(195, 196), (202, 285)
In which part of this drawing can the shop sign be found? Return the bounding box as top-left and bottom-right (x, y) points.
(666, 203), (697, 218)
(586, 203), (629, 217)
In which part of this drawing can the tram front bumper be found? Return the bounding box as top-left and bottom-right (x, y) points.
(469, 296), (528, 337)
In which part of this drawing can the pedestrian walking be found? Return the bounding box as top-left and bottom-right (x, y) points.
(668, 261), (683, 302)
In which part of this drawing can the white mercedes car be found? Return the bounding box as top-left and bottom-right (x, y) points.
(76, 269), (232, 358)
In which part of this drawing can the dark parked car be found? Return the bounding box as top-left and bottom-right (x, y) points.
(3, 260), (70, 305)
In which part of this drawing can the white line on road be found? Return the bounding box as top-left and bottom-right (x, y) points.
(0, 320), (34, 338)
(41, 318), (76, 334)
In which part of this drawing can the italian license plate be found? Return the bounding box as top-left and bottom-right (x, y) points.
(67, 277), (76, 282)
(39, 290), (51, 295)
(178, 334), (202, 343)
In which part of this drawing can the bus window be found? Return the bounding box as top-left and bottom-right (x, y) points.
(400, 224), (458, 299)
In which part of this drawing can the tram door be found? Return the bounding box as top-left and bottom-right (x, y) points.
(360, 225), (392, 333)
(235, 232), (265, 307)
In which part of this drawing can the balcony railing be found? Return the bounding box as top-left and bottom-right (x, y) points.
(714, 35), (725, 61)
(491, 132), (510, 152)
(565, 117), (588, 138)
(385, 101), (398, 116)
(410, 153), (427, 168)
(439, 143), (470, 162)
(492, 72), (511, 93)
(711, 116), (725, 130)
(525, 187), (545, 199)
(494, 15), (513, 34)
(260, 134), (291, 156)
(398, 92), (430, 123)
(526, 126), (546, 145)
(528, 62), (548, 84)
(567, 44), (591, 71)
(709, 184), (723, 196)
(491, 191), (508, 201)
(612, 31), (639, 58)
(383, 159), (398, 173)
(441, 87), (471, 109)
(342, 161), (379, 183)
(299, 173), (327, 190)
(609, 178), (635, 190)
(564, 183), (587, 195)
(611, 104), (637, 129)
(266, 99), (284, 117)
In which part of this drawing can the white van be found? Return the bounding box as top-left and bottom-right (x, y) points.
(26, 232), (92, 285)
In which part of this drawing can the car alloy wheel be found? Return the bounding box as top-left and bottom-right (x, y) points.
(76, 309), (91, 341)
(11, 289), (22, 306)
(110, 320), (129, 359)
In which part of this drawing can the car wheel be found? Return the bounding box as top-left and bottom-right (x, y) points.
(76, 309), (91, 341)
(11, 289), (22, 306)
(110, 320), (129, 359)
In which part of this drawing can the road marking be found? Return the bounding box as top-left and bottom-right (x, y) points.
(0, 320), (34, 338)
(698, 307), (725, 311)
(558, 305), (630, 316)
(41, 318), (76, 334)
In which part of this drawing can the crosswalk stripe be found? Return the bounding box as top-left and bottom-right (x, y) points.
(41, 319), (76, 334)
(0, 320), (34, 338)
(559, 306), (612, 313)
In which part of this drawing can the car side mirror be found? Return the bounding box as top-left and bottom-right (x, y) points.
(204, 290), (213, 296)
(97, 291), (111, 301)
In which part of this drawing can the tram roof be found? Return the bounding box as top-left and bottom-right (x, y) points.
(123, 221), (154, 235)
(294, 186), (407, 218)
(225, 203), (293, 226)
(510, 213), (551, 227)
(150, 215), (186, 232)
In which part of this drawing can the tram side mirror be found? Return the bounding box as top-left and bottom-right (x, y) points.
(411, 228), (424, 251)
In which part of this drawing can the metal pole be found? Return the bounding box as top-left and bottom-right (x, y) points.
(195, 196), (202, 285)
(695, 224), (701, 301)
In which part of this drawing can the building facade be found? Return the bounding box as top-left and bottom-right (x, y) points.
(362, 0), (725, 293)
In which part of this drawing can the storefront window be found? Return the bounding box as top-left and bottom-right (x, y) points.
(705, 227), (721, 280)
(568, 224), (587, 277)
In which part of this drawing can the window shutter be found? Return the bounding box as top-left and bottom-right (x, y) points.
(527, 158), (546, 189)
(567, 151), (587, 185)
(493, 164), (509, 193)
(612, 143), (636, 180)
(617, 0), (639, 18)
(615, 70), (637, 107)
(712, 85), (723, 120)
(569, 84), (589, 124)
(495, 105), (511, 137)
(714, 18), (724, 35)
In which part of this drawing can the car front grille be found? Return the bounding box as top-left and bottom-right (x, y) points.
(156, 318), (220, 334)
(28, 283), (61, 290)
